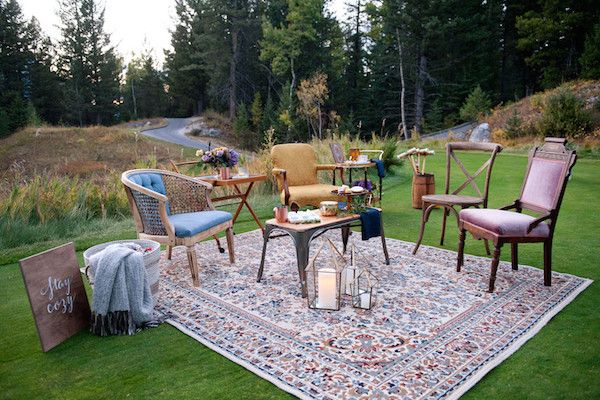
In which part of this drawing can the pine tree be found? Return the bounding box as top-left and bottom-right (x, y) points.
(0, 0), (30, 135)
(57, 0), (122, 126)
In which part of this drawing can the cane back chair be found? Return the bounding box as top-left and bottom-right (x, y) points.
(457, 138), (577, 292)
(122, 169), (234, 286)
(413, 142), (503, 254)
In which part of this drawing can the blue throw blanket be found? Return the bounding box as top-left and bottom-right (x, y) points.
(371, 159), (386, 178)
(360, 207), (382, 240)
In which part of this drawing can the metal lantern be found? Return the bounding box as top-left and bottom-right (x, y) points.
(306, 239), (345, 311)
(350, 264), (378, 310)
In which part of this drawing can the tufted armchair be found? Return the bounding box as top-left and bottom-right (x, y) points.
(456, 138), (576, 292)
(122, 169), (234, 286)
(271, 143), (340, 210)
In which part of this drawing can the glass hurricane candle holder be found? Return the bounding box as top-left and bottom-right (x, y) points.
(306, 239), (345, 311)
(350, 265), (378, 311)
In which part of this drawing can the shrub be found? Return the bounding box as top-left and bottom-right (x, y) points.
(537, 89), (593, 138)
(459, 86), (492, 122)
(505, 109), (524, 138)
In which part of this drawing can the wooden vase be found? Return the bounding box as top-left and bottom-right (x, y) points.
(219, 167), (231, 180)
(412, 173), (435, 209)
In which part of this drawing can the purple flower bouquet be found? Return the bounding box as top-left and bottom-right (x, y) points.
(197, 147), (240, 168)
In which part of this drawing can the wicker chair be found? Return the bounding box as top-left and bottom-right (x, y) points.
(122, 169), (234, 286)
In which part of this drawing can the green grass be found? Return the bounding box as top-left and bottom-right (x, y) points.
(1, 152), (599, 399)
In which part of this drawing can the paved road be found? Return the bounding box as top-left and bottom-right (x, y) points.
(421, 121), (477, 141)
(141, 117), (210, 150)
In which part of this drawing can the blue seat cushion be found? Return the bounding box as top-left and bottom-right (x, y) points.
(168, 210), (232, 237)
(129, 173), (166, 195)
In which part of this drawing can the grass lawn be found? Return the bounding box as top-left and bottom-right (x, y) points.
(1, 151), (599, 399)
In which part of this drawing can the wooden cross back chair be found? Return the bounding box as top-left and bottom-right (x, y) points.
(457, 138), (577, 292)
(413, 142), (503, 254)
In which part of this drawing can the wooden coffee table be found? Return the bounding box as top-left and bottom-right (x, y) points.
(257, 211), (390, 298)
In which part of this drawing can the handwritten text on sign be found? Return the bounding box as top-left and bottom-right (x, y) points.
(40, 276), (75, 314)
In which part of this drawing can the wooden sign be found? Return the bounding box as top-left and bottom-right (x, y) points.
(19, 242), (90, 352)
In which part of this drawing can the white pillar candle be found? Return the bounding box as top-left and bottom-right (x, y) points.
(317, 268), (337, 309)
(359, 291), (371, 309)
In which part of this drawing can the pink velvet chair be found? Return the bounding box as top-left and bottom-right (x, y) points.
(456, 138), (577, 292)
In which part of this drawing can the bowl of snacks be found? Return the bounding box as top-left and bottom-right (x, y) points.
(319, 201), (339, 216)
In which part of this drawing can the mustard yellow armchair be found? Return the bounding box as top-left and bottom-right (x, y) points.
(271, 143), (341, 209)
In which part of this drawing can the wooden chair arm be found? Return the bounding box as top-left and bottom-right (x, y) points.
(272, 168), (290, 205)
(527, 213), (552, 234)
(316, 164), (337, 171)
(499, 201), (520, 211)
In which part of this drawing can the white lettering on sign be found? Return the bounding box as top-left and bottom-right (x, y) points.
(40, 276), (75, 314)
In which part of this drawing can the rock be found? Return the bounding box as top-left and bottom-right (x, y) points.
(469, 123), (491, 142)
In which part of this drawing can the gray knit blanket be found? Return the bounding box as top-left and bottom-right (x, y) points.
(89, 242), (157, 336)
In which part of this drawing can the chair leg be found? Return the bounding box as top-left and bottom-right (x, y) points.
(413, 204), (435, 255)
(489, 245), (502, 293)
(440, 208), (448, 245)
(483, 239), (491, 256)
(457, 228), (466, 272)
(511, 243), (518, 270)
(225, 227), (235, 264)
(167, 245), (173, 260)
(186, 245), (200, 287)
(543, 240), (552, 286)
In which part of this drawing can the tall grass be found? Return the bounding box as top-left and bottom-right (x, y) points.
(0, 174), (129, 224)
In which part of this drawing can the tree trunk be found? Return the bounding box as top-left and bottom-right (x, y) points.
(396, 28), (408, 140)
(414, 48), (427, 135)
(317, 103), (322, 139)
(228, 27), (239, 120)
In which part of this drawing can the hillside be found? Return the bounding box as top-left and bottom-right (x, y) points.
(486, 80), (600, 143)
(0, 125), (192, 183)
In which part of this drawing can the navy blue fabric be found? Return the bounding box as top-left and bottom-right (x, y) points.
(360, 207), (382, 240)
(129, 173), (167, 195)
(371, 159), (386, 178)
(168, 210), (232, 238)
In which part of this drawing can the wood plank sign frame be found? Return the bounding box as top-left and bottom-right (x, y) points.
(19, 242), (90, 352)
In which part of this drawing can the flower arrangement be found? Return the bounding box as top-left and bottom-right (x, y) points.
(196, 147), (240, 168)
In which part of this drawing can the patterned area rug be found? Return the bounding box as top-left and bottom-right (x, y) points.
(156, 230), (591, 400)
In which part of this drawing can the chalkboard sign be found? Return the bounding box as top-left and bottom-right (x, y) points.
(19, 242), (90, 352)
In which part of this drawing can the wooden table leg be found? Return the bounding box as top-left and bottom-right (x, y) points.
(233, 183), (264, 232)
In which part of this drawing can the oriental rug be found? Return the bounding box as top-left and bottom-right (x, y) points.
(156, 230), (591, 400)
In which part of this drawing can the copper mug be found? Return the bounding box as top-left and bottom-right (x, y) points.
(273, 205), (288, 223)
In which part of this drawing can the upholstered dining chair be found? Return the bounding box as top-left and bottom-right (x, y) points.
(271, 143), (340, 210)
(122, 169), (234, 286)
(457, 138), (576, 292)
(412, 142), (503, 255)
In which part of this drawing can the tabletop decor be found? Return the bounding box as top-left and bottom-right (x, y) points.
(196, 147), (240, 179)
(305, 239), (345, 311)
(397, 147), (435, 175)
(157, 230), (591, 400)
(319, 201), (338, 217)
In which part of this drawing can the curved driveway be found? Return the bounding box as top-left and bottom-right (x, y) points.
(141, 118), (210, 150)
